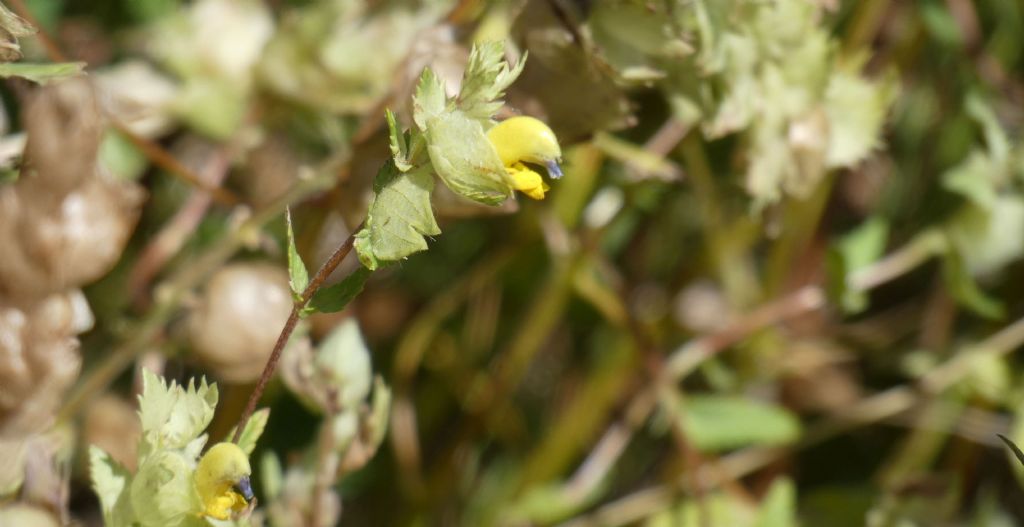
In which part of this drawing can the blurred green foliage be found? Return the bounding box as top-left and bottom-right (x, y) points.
(5, 0), (1024, 526)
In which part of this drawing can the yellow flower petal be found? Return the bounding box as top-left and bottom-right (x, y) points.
(508, 164), (549, 200)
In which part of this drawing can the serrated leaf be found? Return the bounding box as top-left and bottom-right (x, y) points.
(138, 370), (219, 453)
(0, 62), (86, 84)
(89, 446), (135, 526)
(827, 217), (889, 314)
(354, 161), (441, 270)
(413, 67), (447, 131)
(309, 266), (372, 313)
(681, 395), (801, 452)
(225, 408), (269, 456)
(426, 110), (512, 205)
(285, 208), (309, 298)
(386, 108), (412, 171)
(457, 41), (526, 121)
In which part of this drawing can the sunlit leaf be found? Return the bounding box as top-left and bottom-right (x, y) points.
(0, 62), (86, 84)
(681, 395), (801, 452)
(426, 110), (511, 205)
(225, 408), (270, 456)
(827, 216), (889, 314)
(354, 162), (441, 270)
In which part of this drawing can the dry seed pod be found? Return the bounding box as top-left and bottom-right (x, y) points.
(0, 177), (145, 301)
(0, 291), (90, 438)
(20, 78), (104, 205)
(188, 263), (293, 383)
(0, 504), (60, 527)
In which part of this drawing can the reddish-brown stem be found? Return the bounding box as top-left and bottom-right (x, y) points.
(231, 220), (366, 443)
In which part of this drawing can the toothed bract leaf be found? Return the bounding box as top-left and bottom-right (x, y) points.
(130, 450), (201, 527)
(89, 446), (135, 526)
(413, 67), (447, 131)
(457, 40), (525, 122)
(138, 369), (218, 452)
(354, 161), (441, 270)
(426, 110), (512, 205)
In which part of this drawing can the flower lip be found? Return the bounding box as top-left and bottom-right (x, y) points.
(234, 476), (254, 502)
(545, 159), (563, 179)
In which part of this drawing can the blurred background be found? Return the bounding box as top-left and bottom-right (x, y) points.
(3, 0), (1024, 525)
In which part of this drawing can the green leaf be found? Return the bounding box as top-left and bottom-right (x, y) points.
(386, 108), (412, 172)
(966, 94), (1010, 164)
(309, 266), (372, 314)
(259, 451), (283, 501)
(827, 216), (889, 314)
(89, 446), (134, 526)
(426, 110), (512, 205)
(942, 151), (999, 208)
(367, 376), (392, 452)
(941, 246), (1004, 319)
(413, 67), (447, 131)
(946, 197), (1024, 276)
(354, 161), (441, 270)
(457, 40), (526, 122)
(285, 208), (309, 298)
(137, 369), (218, 453)
(681, 395), (801, 452)
(0, 62), (86, 84)
(755, 478), (798, 527)
(225, 408), (270, 456)
(998, 434), (1024, 468)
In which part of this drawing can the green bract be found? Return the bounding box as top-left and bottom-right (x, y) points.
(354, 163), (441, 271)
(355, 40), (528, 270)
(426, 111), (511, 205)
(89, 370), (268, 527)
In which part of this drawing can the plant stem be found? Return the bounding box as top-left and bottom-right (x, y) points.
(231, 220), (365, 443)
(58, 174), (333, 423)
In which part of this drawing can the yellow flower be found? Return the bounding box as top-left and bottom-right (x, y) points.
(486, 116), (562, 200)
(194, 442), (254, 520)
